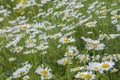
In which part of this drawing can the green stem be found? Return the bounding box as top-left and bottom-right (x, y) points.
(67, 56), (70, 80)
(93, 49), (96, 61)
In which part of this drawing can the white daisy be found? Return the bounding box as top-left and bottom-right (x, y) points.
(100, 61), (115, 73)
(81, 37), (105, 50)
(36, 66), (52, 80)
(59, 36), (75, 44)
(57, 57), (72, 65)
(85, 21), (97, 28)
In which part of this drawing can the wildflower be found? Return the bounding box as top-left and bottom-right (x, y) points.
(87, 62), (101, 71)
(12, 63), (32, 79)
(0, 17), (4, 22)
(20, 0), (27, 4)
(36, 44), (49, 50)
(57, 57), (72, 65)
(25, 38), (36, 48)
(100, 61), (114, 73)
(75, 72), (96, 80)
(23, 64), (32, 71)
(9, 57), (16, 62)
(102, 55), (113, 62)
(41, 0), (50, 4)
(75, 72), (85, 79)
(100, 6), (108, 14)
(111, 68), (118, 73)
(53, 33), (62, 39)
(14, 46), (23, 53)
(111, 15), (120, 20)
(85, 21), (97, 27)
(91, 55), (100, 61)
(111, 11), (117, 15)
(64, 46), (79, 58)
(111, 19), (118, 24)
(23, 75), (30, 80)
(70, 66), (84, 72)
(59, 36), (75, 44)
(77, 54), (90, 62)
(113, 54), (120, 61)
(98, 34), (107, 40)
(81, 37), (105, 50)
(20, 24), (30, 30)
(36, 66), (52, 80)
(116, 25), (120, 31)
(6, 77), (12, 80)
(107, 34), (120, 40)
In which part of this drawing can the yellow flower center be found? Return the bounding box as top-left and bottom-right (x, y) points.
(40, 45), (45, 49)
(67, 51), (72, 56)
(102, 63), (109, 68)
(114, 15), (119, 19)
(29, 39), (33, 43)
(63, 60), (68, 65)
(44, 74), (49, 79)
(6, 77), (11, 80)
(74, 67), (80, 71)
(20, 0), (27, 4)
(64, 38), (70, 43)
(23, 77), (29, 80)
(101, 34), (107, 37)
(19, 71), (25, 75)
(25, 66), (30, 70)
(84, 74), (92, 79)
(106, 57), (110, 61)
(59, 23), (64, 26)
(88, 42), (98, 48)
(92, 43), (98, 47)
(55, 34), (60, 38)
(29, 30), (34, 33)
(89, 22), (94, 26)
(40, 70), (48, 75)
(36, 26), (41, 28)
(16, 47), (20, 51)
(21, 25), (27, 29)
(82, 55), (87, 60)
(94, 66), (99, 70)
(79, 73), (85, 77)
(101, 8), (107, 13)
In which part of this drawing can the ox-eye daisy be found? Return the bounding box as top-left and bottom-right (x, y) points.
(81, 37), (105, 50)
(75, 72), (96, 80)
(57, 57), (72, 65)
(85, 21), (97, 28)
(99, 61), (114, 73)
(87, 62), (101, 71)
(36, 66), (52, 80)
(59, 36), (75, 44)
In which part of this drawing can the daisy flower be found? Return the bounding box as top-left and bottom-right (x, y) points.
(14, 46), (23, 53)
(36, 66), (52, 80)
(9, 57), (16, 62)
(70, 66), (84, 72)
(57, 57), (72, 65)
(102, 55), (113, 62)
(87, 62), (101, 71)
(75, 72), (96, 80)
(81, 37), (105, 50)
(23, 75), (30, 80)
(99, 61), (115, 73)
(77, 54), (90, 62)
(85, 21), (97, 28)
(59, 36), (75, 44)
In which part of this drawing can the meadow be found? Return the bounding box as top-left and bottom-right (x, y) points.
(0, 0), (120, 80)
